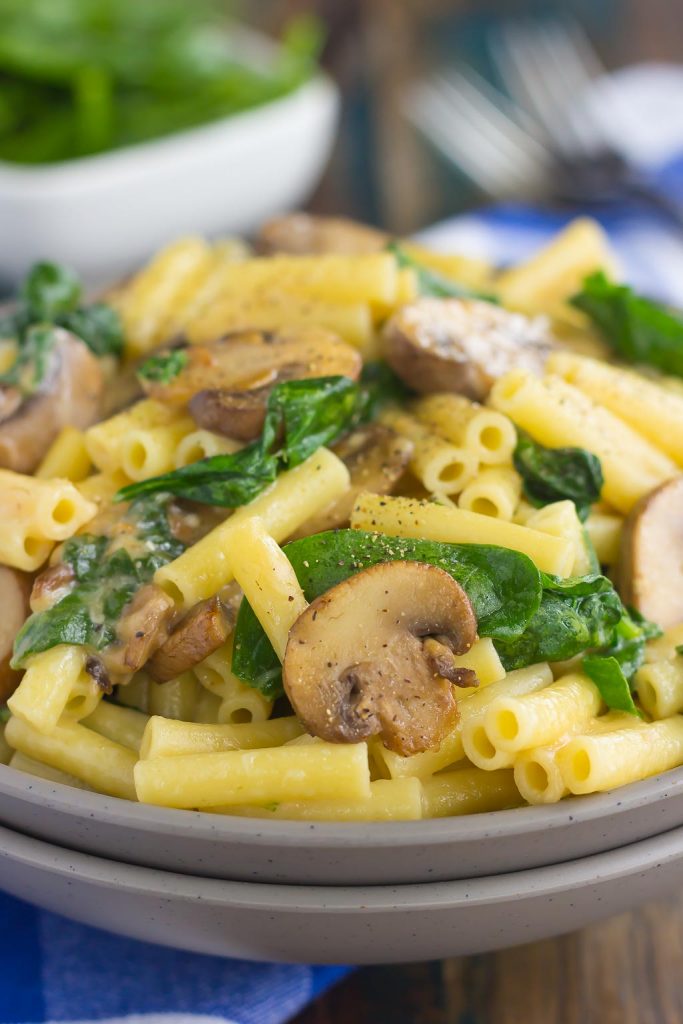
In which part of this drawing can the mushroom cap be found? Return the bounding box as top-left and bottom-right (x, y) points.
(283, 561), (478, 756)
(141, 327), (362, 410)
(257, 213), (388, 255)
(290, 424), (414, 538)
(382, 297), (552, 400)
(618, 475), (683, 629)
(0, 328), (103, 473)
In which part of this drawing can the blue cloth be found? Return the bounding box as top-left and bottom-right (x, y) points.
(3, 185), (683, 1023)
(0, 890), (348, 1023)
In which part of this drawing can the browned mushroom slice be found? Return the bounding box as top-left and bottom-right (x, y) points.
(290, 424), (414, 538)
(283, 561), (478, 756)
(101, 583), (176, 684)
(140, 327), (362, 414)
(147, 596), (233, 682)
(382, 297), (552, 400)
(189, 383), (274, 442)
(0, 566), (32, 704)
(257, 213), (388, 255)
(617, 476), (683, 629)
(0, 329), (103, 473)
(30, 562), (75, 613)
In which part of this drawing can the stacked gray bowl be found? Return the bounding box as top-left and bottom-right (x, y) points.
(2, 763), (683, 962)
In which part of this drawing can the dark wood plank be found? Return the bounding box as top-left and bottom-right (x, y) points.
(293, 890), (683, 1024)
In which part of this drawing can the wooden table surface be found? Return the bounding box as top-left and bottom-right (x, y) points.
(255, 4), (683, 1021)
(293, 888), (683, 1023)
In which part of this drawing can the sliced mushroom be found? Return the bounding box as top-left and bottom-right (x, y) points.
(0, 567), (32, 704)
(283, 561), (478, 756)
(140, 327), (362, 432)
(290, 424), (414, 538)
(257, 213), (388, 255)
(101, 583), (176, 684)
(30, 562), (75, 613)
(382, 297), (553, 400)
(618, 476), (683, 629)
(0, 328), (103, 473)
(147, 596), (233, 682)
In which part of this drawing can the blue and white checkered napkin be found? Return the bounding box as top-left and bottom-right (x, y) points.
(0, 890), (348, 1024)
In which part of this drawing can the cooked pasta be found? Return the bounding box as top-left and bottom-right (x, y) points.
(2, 215), (683, 820)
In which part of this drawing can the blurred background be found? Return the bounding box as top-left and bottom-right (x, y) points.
(249, 0), (683, 233)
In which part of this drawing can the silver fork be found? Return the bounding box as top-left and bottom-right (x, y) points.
(405, 65), (554, 201)
(489, 17), (683, 224)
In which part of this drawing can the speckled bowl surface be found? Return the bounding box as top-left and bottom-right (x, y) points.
(2, 819), (683, 964)
(1, 763), (683, 885)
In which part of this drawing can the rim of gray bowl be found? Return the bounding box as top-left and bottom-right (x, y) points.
(2, 761), (683, 847)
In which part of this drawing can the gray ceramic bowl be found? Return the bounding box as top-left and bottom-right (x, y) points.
(2, 819), (683, 964)
(1, 762), (683, 885)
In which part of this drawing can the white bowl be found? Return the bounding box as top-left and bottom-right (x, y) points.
(2, 761), (683, 885)
(0, 72), (339, 289)
(2, 820), (683, 964)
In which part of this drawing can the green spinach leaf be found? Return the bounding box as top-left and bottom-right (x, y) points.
(232, 529), (543, 698)
(494, 573), (623, 671)
(137, 349), (189, 385)
(115, 373), (387, 507)
(20, 261), (81, 320)
(0, 324), (59, 396)
(513, 431), (604, 521)
(60, 302), (124, 358)
(387, 242), (497, 302)
(571, 270), (683, 377)
(11, 495), (184, 667)
(582, 608), (661, 714)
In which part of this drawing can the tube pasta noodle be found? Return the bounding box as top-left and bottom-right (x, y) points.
(5, 715), (137, 799)
(8, 645), (98, 735)
(193, 688), (222, 725)
(483, 672), (602, 755)
(413, 394), (517, 465)
(134, 741), (371, 808)
(9, 750), (92, 790)
(85, 399), (180, 474)
(525, 501), (592, 576)
(460, 663), (554, 770)
(375, 663), (551, 780)
(140, 715), (304, 759)
(115, 236), (215, 357)
(548, 350), (683, 465)
(421, 766), (522, 818)
(489, 370), (677, 514)
(0, 470), (97, 571)
(36, 427), (91, 482)
(447, 638), (506, 694)
(215, 777), (423, 822)
(557, 716), (683, 795)
(458, 467), (522, 521)
(496, 217), (619, 320)
(187, 294), (375, 354)
(156, 447), (350, 609)
(148, 673), (202, 723)
(76, 470), (130, 508)
(644, 624), (683, 664)
(635, 660), (683, 720)
(350, 492), (574, 576)
(515, 712), (645, 806)
(84, 701), (149, 753)
(193, 640), (273, 724)
(584, 510), (623, 566)
(224, 518), (307, 662)
(380, 408), (477, 495)
(120, 415), (195, 481)
(174, 430), (241, 467)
